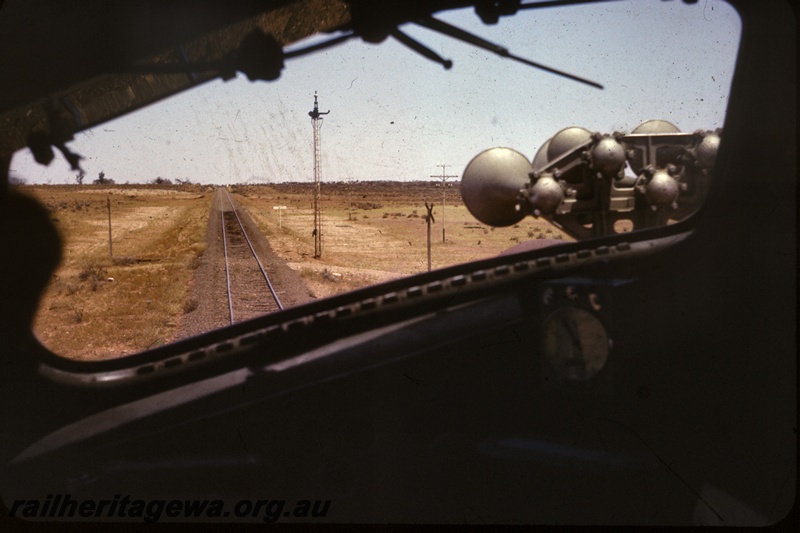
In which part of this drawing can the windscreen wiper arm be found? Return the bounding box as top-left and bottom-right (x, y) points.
(414, 15), (603, 89)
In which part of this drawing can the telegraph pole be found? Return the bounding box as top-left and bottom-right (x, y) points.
(431, 164), (457, 243)
(309, 92), (329, 258)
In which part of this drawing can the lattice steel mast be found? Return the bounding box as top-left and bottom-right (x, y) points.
(309, 91), (329, 258)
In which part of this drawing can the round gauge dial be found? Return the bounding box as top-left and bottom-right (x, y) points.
(542, 307), (609, 381)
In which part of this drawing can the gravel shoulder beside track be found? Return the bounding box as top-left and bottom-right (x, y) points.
(173, 188), (315, 340)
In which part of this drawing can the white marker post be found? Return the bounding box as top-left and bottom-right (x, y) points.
(273, 205), (287, 229)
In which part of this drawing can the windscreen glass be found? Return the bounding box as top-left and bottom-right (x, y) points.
(10, 0), (740, 359)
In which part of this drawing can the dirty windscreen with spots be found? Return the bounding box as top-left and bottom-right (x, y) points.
(9, 1), (740, 360)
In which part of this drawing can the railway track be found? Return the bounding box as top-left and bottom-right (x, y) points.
(219, 188), (283, 324)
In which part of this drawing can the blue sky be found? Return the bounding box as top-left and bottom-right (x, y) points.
(10, 0), (741, 185)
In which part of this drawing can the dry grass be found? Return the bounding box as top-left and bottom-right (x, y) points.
(234, 183), (571, 299)
(22, 182), (571, 360)
(25, 186), (212, 360)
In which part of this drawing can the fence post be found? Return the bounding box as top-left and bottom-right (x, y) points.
(107, 194), (113, 259)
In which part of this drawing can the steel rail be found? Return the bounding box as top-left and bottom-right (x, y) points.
(221, 188), (284, 317)
(221, 200), (235, 325)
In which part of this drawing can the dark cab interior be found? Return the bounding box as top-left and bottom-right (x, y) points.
(0, 0), (795, 526)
